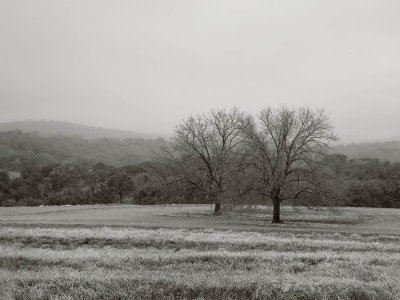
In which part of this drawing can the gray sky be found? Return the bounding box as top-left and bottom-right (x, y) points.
(1, 0), (400, 143)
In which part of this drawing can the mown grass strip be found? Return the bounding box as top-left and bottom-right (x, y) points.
(1, 234), (399, 254)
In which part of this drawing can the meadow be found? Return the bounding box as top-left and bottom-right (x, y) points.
(0, 205), (399, 299)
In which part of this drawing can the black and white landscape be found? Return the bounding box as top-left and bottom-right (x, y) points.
(1, 1), (400, 299)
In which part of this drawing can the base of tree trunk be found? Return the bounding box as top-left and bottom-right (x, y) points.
(271, 219), (284, 224)
(214, 202), (222, 215)
(272, 197), (281, 224)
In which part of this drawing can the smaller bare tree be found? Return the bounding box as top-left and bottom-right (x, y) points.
(166, 107), (243, 215)
(240, 106), (338, 223)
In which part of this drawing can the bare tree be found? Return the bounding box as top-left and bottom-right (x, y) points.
(169, 107), (243, 214)
(240, 106), (338, 223)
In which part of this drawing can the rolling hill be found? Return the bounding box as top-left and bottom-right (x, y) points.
(0, 120), (166, 140)
(1, 120), (400, 166)
(334, 141), (400, 162)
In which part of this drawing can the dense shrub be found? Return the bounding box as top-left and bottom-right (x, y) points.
(24, 197), (43, 207)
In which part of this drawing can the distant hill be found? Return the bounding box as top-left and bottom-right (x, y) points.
(0, 120), (165, 140)
(2, 120), (400, 164)
(335, 141), (400, 162)
(0, 130), (169, 167)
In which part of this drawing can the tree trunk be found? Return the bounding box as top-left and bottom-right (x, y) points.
(272, 197), (281, 223)
(214, 198), (222, 215)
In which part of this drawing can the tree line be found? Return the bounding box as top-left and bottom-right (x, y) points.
(1, 106), (400, 222)
(0, 161), (179, 207)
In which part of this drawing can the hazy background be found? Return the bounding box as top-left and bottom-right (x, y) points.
(1, 0), (399, 143)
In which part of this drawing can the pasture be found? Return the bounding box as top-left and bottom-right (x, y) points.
(0, 205), (400, 299)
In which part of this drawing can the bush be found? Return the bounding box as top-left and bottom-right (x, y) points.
(1, 198), (19, 207)
(24, 197), (43, 207)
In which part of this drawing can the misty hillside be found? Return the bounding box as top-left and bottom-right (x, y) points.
(0, 120), (164, 140)
(335, 141), (400, 162)
(1, 124), (400, 168)
(0, 130), (169, 167)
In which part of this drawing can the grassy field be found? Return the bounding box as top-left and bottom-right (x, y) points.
(0, 205), (399, 299)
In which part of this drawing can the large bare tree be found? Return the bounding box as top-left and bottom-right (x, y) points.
(170, 107), (243, 214)
(240, 106), (338, 223)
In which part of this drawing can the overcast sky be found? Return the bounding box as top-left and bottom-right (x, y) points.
(1, 0), (400, 143)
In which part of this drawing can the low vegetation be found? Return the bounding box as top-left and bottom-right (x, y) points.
(0, 205), (399, 299)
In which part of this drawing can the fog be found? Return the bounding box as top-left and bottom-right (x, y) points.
(1, 0), (400, 143)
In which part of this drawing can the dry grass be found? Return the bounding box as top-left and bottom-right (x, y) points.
(1, 204), (399, 235)
(0, 205), (399, 299)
